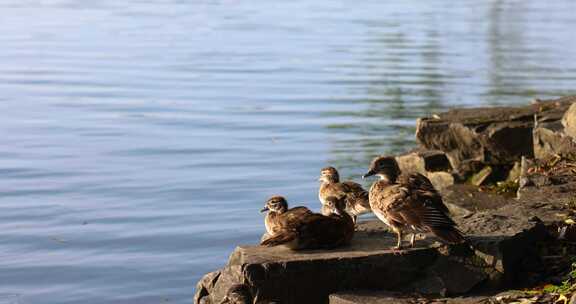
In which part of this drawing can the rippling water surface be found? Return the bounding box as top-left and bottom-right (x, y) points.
(1, 1), (575, 303)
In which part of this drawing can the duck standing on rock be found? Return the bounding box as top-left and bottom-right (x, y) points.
(260, 196), (313, 240)
(260, 196), (355, 250)
(363, 156), (465, 249)
(318, 166), (371, 224)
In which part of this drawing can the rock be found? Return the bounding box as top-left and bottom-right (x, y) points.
(395, 150), (455, 189)
(413, 275), (446, 296)
(533, 120), (576, 159)
(395, 150), (452, 174)
(329, 291), (417, 304)
(454, 159), (485, 181)
(416, 108), (532, 167)
(440, 184), (511, 215)
(440, 182), (570, 287)
(194, 227), (501, 304)
(426, 171), (455, 190)
(416, 97), (576, 168)
(461, 214), (550, 286)
(195, 175), (568, 303)
(517, 155), (576, 210)
(470, 166), (493, 186)
(506, 161), (521, 182)
(194, 271), (221, 304)
(329, 290), (530, 304)
(562, 102), (576, 139)
(220, 284), (254, 304)
(194, 206), (557, 304)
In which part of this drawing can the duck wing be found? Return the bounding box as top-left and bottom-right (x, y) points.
(279, 206), (313, 228)
(399, 173), (450, 214)
(342, 181), (369, 203)
(320, 183), (348, 201)
(373, 183), (413, 227)
(388, 174), (464, 243)
(260, 210), (318, 248)
(260, 229), (298, 247)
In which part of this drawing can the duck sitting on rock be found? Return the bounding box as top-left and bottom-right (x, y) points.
(363, 156), (465, 249)
(260, 196), (313, 241)
(318, 166), (371, 224)
(260, 196), (355, 250)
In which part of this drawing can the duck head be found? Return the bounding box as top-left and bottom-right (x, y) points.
(362, 156), (400, 182)
(324, 196), (347, 216)
(319, 166), (340, 183)
(260, 196), (288, 214)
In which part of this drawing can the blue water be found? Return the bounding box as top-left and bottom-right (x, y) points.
(0, 1), (575, 303)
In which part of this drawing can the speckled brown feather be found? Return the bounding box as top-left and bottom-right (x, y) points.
(261, 198), (355, 250)
(318, 168), (371, 218)
(398, 173), (449, 214)
(369, 172), (464, 244)
(265, 206), (312, 237)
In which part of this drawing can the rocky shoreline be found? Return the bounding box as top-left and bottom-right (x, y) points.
(194, 96), (576, 304)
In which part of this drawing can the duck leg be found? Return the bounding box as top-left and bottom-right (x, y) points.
(392, 227), (403, 250)
(409, 233), (416, 248)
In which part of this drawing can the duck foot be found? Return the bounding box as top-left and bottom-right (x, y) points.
(390, 246), (405, 255)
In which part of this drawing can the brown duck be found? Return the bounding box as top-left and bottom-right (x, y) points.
(363, 156), (464, 249)
(318, 166), (371, 223)
(260, 196), (313, 239)
(260, 196), (355, 250)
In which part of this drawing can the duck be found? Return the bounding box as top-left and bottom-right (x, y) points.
(362, 155), (464, 249)
(260, 196), (313, 239)
(260, 196), (355, 250)
(318, 166), (371, 224)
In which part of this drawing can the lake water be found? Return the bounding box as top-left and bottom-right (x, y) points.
(0, 1), (575, 303)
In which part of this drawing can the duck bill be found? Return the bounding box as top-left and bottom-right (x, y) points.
(362, 170), (375, 179)
(260, 207), (269, 213)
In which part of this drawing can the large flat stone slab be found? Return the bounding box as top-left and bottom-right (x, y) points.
(194, 211), (557, 304)
(194, 229), (501, 304)
(194, 184), (564, 304)
(205, 232), (440, 304)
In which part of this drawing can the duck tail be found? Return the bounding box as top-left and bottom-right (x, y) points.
(260, 232), (297, 247)
(430, 227), (466, 244)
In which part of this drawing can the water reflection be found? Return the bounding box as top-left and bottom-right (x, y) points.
(325, 1), (576, 179)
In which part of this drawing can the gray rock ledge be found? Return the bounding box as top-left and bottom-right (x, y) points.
(194, 217), (550, 304)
